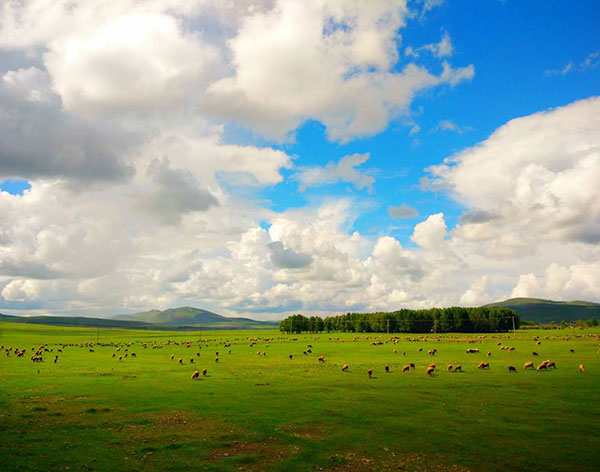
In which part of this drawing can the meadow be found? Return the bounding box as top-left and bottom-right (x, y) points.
(0, 322), (599, 472)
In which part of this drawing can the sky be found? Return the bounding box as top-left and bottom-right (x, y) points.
(0, 0), (599, 319)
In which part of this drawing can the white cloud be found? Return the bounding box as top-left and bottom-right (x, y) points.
(388, 203), (419, 219)
(545, 51), (599, 76)
(295, 153), (374, 191)
(427, 97), (600, 245)
(201, 1), (473, 141)
(411, 213), (447, 250)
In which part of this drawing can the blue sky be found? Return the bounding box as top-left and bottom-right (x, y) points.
(0, 0), (599, 318)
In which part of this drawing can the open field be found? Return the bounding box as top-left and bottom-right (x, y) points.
(1, 322), (599, 472)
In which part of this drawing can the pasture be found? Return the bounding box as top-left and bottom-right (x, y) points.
(0, 322), (599, 472)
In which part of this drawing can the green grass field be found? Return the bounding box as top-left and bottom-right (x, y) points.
(1, 322), (599, 472)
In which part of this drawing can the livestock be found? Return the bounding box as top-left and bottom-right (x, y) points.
(202, 368), (207, 377)
(478, 362), (490, 370)
(537, 362), (548, 371)
(178, 358), (183, 364)
(524, 362), (534, 369)
(402, 365), (410, 372)
(466, 348), (480, 354)
(533, 352), (539, 356)
(191, 370), (200, 380)
(318, 355), (325, 363)
(342, 364), (349, 372)
(454, 365), (462, 372)
(289, 354), (293, 360)
(579, 364), (585, 373)
(508, 366), (517, 372)
(385, 365), (390, 373)
(426, 366), (435, 376)
(409, 362), (415, 369)
(447, 364), (453, 372)
(368, 369), (373, 379)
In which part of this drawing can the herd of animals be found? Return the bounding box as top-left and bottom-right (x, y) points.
(2, 332), (597, 380)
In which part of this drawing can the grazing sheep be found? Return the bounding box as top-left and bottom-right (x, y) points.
(570, 349), (575, 353)
(385, 365), (390, 373)
(318, 355), (325, 363)
(402, 365), (410, 372)
(368, 369), (373, 379)
(402, 352), (406, 356)
(288, 354), (293, 360)
(508, 366), (517, 372)
(54, 356), (58, 364)
(215, 357), (219, 363)
(170, 355), (174, 360)
(409, 362), (415, 369)
(546, 361), (556, 369)
(202, 368), (207, 376)
(466, 348), (480, 354)
(191, 370), (199, 380)
(190, 358), (194, 363)
(426, 366), (435, 376)
(393, 349), (397, 355)
(454, 365), (462, 372)
(178, 358), (183, 364)
(447, 364), (453, 372)
(342, 364), (349, 372)
(533, 352), (539, 356)
(524, 362), (534, 369)
(487, 352), (492, 357)
(579, 364), (585, 373)
(119, 356), (122, 361)
(478, 362), (490, 370)
(537, 363), (547, 371)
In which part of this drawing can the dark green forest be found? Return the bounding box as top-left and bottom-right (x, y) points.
(279, 307), (519, 334)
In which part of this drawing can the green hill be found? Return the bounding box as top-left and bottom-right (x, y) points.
(114, 306), (277, 329)
(0, 313), (153, 329)
(483, 298), (600, 323)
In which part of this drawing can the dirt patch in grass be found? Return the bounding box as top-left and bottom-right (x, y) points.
(326, 451), (474, 472)
(279, 422), (329, 439)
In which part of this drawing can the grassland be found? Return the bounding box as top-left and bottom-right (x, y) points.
(0, 322), (599, 472)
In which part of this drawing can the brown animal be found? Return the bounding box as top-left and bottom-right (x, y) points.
(384, 365), (390, 373)
(454, 365), (462, 372)
(191, 370), (199, 379)
(318, 355), (325, 363)
(508, 366), (517, 372)
(178, 358), (183, 364)
(170, 355), (174, 360)
(342, 364), (349, 372)
(579, 364), (585, 373)
(447, 364), (453, 371)
(402, 365), (410, 372)
(368, 369), (373, 379)
(546, 361), (556, 368)
(409, 362), (415, 369)
(202, 368), (207, 376)
(426, 366), (435, 376)
(533, 352), (539, 356)
(487, 352), (491, 357)
(524, 362), (534, 369)
(478, 362), (490, 369)
(288, 354), (293, 360)
(537, 362), (547, 371)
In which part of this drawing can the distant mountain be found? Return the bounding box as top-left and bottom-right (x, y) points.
(483, 298), (600, 323)
(0, 313), (153, 329)
(114, 306), (277, 329)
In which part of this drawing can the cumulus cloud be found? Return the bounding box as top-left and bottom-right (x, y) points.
(295, 153), (374, 191)
(200, 1), (473, 141)
(388, 203), (419, 219)
(267, 241), (312, 269)
(427, 97), (600, 245)
(0, 68), (135, 184)
(411, 213), (447, 250)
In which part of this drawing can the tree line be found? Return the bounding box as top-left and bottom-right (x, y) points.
(279, 307), (519, 334)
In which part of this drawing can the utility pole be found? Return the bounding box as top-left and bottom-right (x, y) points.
(387, 319), (390, 335)
(512, 316), (516, 334)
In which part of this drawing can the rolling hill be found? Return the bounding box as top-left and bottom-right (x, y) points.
(113, 306), (277, 329)
(483, 298), (600, 324)
(0, 313), (153, 329)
